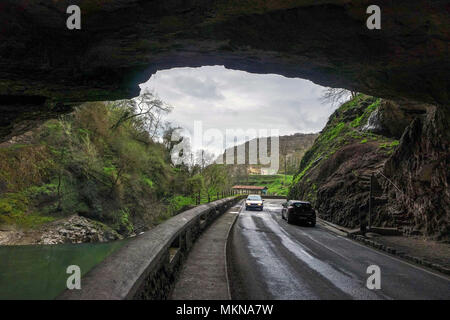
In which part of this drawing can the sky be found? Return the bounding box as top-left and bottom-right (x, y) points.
(139, 65), (337, 157)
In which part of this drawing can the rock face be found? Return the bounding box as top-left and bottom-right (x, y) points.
(39, 215), (123, 244)
(289, 95), (449, 241)
(362, 100), (417, 139)
(218, 132), (319, 174)
(0, 1), (449, 140)
(383, 106), (449, 240)
(1, 1), (448, 241)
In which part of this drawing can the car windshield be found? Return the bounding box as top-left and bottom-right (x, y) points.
(247, 195), (262, 201)
(293, 202), (312, 209)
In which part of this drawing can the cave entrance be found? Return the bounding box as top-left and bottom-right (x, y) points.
(137, 65), (339, 176)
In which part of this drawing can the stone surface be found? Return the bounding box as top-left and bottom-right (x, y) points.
(0, 1), (449, 140)
(39, 214), (123, 244)
(383, 105), (450, 241)
(289, 96), (449, 241)
(58, 197), (243, 300)
(170, 206), (240, 300)
(0, 214), (122, 245)
(362, 100), (417, 139)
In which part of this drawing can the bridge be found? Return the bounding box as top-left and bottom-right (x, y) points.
(59, 196), (450, 300)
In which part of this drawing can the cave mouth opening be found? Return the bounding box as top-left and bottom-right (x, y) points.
(137, 65), (340, 165)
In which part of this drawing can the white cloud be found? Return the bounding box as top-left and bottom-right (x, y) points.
(139, 66), (336, 156)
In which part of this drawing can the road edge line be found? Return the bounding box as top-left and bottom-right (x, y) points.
(318, 218), (450, 279)
(224, 200), (243, 300)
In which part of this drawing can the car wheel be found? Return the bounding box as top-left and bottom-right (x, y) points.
(310, 220), (316, 227)
(287, 214), (294, 224)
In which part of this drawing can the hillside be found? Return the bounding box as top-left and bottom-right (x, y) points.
(289, 94), (449, 241)
(0, 101), (233, 245)
(218, 133), (318, 175)
(235, 174), (293, 196)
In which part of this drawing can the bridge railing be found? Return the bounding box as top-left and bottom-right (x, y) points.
(58, 195), (245, 300)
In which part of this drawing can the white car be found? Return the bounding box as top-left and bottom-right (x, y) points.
(245, 194), (264, 211)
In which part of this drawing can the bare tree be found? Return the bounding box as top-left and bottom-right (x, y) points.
(111, 91), (172, 139)
(162, 122), (182, 152)
(195, 149), (215, 172)
(280, 142), (288, 184)
(320, 88), (358, 107)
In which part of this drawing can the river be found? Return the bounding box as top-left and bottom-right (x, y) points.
(0, 240), (127, 299)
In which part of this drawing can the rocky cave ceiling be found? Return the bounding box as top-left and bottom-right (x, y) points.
(0, 0), (449, 140)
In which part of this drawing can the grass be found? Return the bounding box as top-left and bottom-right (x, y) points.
(379, 140), (400, 154)
(266, 175), (292, 195)
(288, 94), (403, 202)
(0, 192), (55, 228)
(292, 95), (386, 186)
(237, 174), (292, 196)
(166, 191), (237, 218)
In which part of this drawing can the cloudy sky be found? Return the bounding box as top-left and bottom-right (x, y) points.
(140, 66), (336, 156)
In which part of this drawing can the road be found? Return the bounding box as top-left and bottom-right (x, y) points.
(228, 199), (450, 300)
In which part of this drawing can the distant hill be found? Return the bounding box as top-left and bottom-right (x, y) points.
(217, 133), (318, 175)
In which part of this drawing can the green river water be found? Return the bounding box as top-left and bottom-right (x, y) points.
(0, 240), (127, 299)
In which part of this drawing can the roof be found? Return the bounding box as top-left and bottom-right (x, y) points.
(232, 185), (267, 190)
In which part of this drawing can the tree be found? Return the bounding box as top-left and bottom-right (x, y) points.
(195, 149), (214, 173)
(187, 174), (204, 195)
(111, 91), (172, 139)
(162, 122), (183, 153)
(52, 116), (72, 211)
(280, 141), (288, 184)
(203, 164), (229, 196)
(320, 88), (358, 107)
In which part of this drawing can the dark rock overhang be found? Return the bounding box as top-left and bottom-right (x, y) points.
(0, 0), (449, 140)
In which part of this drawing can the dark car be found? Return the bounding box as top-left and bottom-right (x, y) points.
(281, 200), (316, 227)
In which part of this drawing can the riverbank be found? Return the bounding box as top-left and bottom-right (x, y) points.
(0, 214), (122, 246)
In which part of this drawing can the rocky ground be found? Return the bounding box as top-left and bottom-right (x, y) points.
(0, 214), (123, 246)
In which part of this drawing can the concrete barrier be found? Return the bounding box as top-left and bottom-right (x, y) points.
(58, 196), (245, 300)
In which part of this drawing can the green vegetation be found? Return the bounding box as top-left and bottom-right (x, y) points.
(0, 97), (234, 235)
(290, 94), (399, 190)
(266, 175), (292, 195)
(379, 140), (400, 154)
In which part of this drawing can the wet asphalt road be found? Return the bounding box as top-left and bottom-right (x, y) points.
(228, 199), (450, 300)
